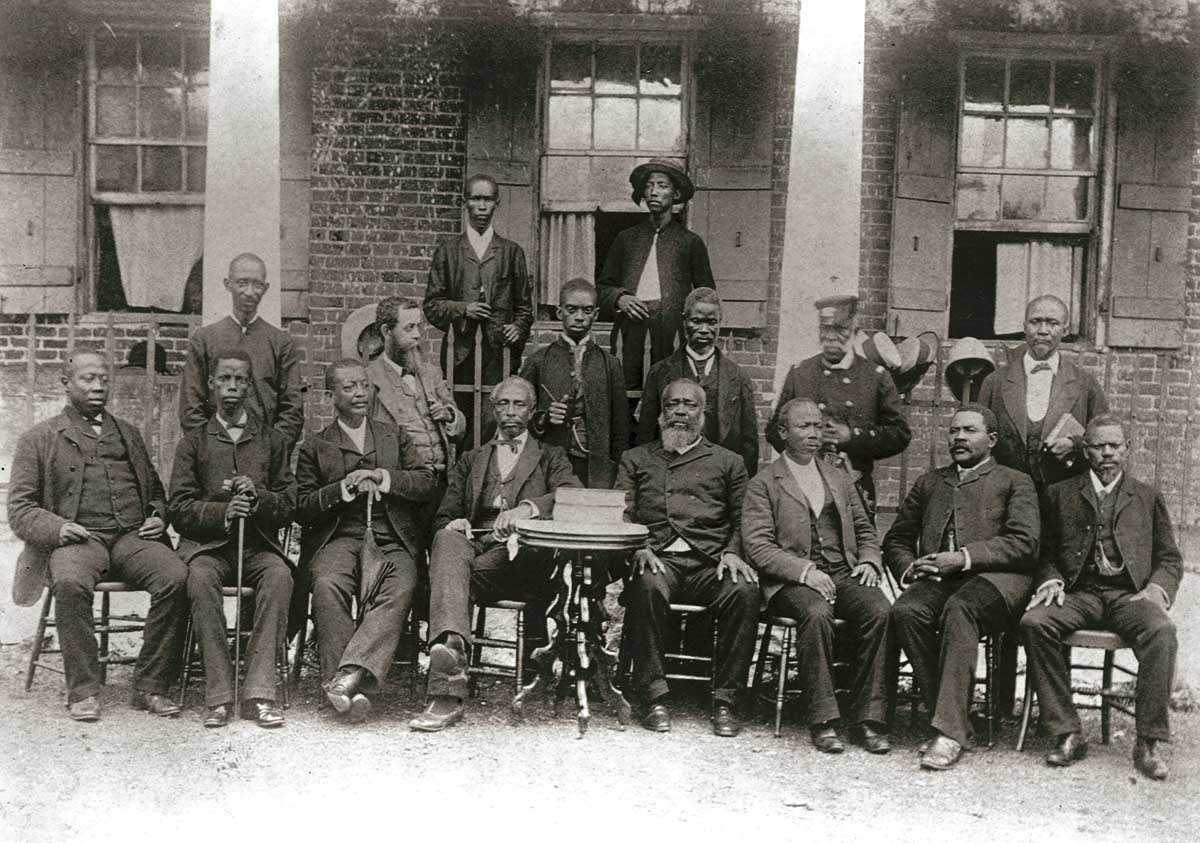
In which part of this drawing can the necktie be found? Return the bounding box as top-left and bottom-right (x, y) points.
(1030, 362), (1052, 374)
(500, 438), (519, 454)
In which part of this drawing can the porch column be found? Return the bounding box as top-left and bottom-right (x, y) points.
(203, 0), (281, 324)
(774, 0), (865, 394)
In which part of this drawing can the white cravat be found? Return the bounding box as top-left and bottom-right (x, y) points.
(495, 430), (529, 480)
(466, 225), (494, 261)
(1023, 351), (1060, 423)
(635, 229), (662, 302)
(216, 411), (248, 442)
(784, 454), (825, 514)
(686, 345), (716, 378)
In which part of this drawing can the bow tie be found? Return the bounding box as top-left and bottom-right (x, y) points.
(1030, 362), (1052, 374)
(499, 438), (520, 454)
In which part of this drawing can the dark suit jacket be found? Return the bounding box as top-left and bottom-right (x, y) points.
(8, 408), (168, 606)
(1038, 473), (1184, 603)
(520, 337), (628, 489)
(616, 439), (747, 563)
(168, 415), (296, 564)
(433, 436), (580, 531)
(742, 456), (881, 605)
(637, 347), (759, 477)
(365, 354), (465, 467)
(977, 354), (1107, 488)
(423, 232), (533, 368)
(882, 459), (1041, 610)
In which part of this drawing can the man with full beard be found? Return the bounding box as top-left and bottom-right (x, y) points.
(617, 379), (759, 737)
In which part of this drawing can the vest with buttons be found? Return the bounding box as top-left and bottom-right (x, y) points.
(1082, 482), (1133, 590)
(74, 418), (144, 531)
(331, 435), (401, 544)
(377, 363), (447, 470)
(477, 450), (521, 528)
(806, 483), (847, 572)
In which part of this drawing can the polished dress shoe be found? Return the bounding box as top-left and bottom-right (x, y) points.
(247, 699), (285, 729)
(919, 734), (964, 770)
(1046, 732), (1089, 767)
(810, 725), (845, 754)
(204, 704), (230, 728)
(710, 704), (741, 738)
(1133, 737), (1168, 781)
(409, 696), (464, 732)
(323, 667), (365, 714)
(854, 722), (891, 754)
(641, 703), (671, 733)
(916, 736), (934, 756)
(347, 693), (372, 724)
(132, 692), (182, 718)
(68, 696), (101, 722)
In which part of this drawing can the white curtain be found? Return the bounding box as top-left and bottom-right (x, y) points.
(540, 212), (595, 308)
(993, 239), (1083, 335)
(109, 206), (204, 311)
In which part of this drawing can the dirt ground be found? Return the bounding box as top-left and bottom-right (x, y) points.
(0, 637), (1196, 843)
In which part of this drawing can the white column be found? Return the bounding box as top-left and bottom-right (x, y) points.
(774, 0), (865, 395)
(203, 0), (282, 324)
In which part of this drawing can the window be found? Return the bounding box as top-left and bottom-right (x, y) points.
(88, 29), (207, 313)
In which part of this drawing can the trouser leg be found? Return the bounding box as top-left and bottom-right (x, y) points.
(623, 559), (682, 704)
(834, 573), (894, 727)
(340, 544), (417, 686)
(768, 584), (839, 725)
(1018, 591), (1102, 737)
(1106, 590), (1177, 742)
(109, 532), (189, 696)
(309, 537), (359, 683)
(240, 550), (293, 703)
(427, 528), (479, 647)
(186, 551), (236, 707)
(679, 562), (760, 706)
(47, 538), (109, 703)
(891, 578), (956, 715)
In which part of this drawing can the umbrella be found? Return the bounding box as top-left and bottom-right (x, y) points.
(356, 493), (392, 624)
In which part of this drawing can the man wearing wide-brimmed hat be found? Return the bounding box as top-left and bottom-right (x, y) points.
(597, 159), (715, 396)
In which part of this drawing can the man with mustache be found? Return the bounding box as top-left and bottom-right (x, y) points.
(1020, 414), (1182, 780)
(884, 404), (1040, 770)
(618, 378), (759, 737)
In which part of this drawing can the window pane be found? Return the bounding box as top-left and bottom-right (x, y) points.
(186, 85), (207, 140)
(186, 36), (209, 86)
(595, 45), (636, 95)
(959, 115), (1004, 167)
(594, 97), (636, 149)
(1001, 175), (1045, 220)
(1050, 118), (1092, 169)
(1044, 176), (1089, 220)
(1054, 62), (1094, 113)
(142, 146), (182, 191)
(1004, 118), (1048, 168)
(96, 35), (137, 84)
(96, 86), (135, 137)
(1009, 60), (1050, 113)
(95, 145), (137, 191)
(551, 44), (591, 91)
(186, 147), (206, 192)
(547, 95), (591, 148)
(140, 33), (182, 84)
(963, 57), (1004, 111)
(956, 174), (1000, 220)
(639, 98), (681, 150)
(140, 87), (184, 138)
(640, 45), (681, 96)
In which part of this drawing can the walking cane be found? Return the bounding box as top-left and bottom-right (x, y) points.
(233, 515), (246, 706)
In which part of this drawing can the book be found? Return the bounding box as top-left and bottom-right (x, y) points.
(1046, 412), (1084, 443)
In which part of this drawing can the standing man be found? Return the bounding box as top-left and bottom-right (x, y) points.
(296, 359), (436, 723)
(179, 252), (304, 452)
(638, 288), (759, 477)
(618, 379), (759, 737)
(978, 294), (1107, 494)
(423, 174), (533, 447)
(9, 351), (189, 722)
(598, 159), (715, 394)
(768, 295), (911, 514)
(1020, 414), (1182, 781)
(170, 349), (296, 729)
(742, 399), (893, 754)
(884, 405), (1040, 770)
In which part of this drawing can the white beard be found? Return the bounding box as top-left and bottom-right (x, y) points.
(659, 414), (704, 452)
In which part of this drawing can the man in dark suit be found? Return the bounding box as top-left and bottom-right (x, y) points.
(978, 294), (1107, 494)
(1020, 414), (1183, 780)
(296, 359), (436, 723)
(885, 404), (1040, 770)
(597, 159), (715, 393)
(423, 174), (533, 447)
(169, 349), (296, 729)
(742, 399), (893, 754)
(8, 351), (188, 722)
(768, 295), (911, 513)
(408, 376), (580, 732)
(638, 288), (759, 477)
(618, 378), (759, 737)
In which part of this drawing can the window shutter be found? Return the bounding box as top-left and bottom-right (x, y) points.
(1107, 56), (1194, 349)
(887, 65), (956, 338)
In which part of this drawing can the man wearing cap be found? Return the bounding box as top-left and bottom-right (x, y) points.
(597, 159), (715, 395)
(768, 295), (911, 513)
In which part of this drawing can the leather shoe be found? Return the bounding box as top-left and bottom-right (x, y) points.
(247, 699), (285, 729)
(409, 697), (464, 732)
(1046, 732), (1089, 767)
(641, 703), (671, 733)
(854, 722), (891, 754)
(1133, 737), (1168, 781)
(347, 693), (372, 724)
(917, 736), (934, 756)
(204, 704), (230, 728)
(132, 692), (182, 718)
(919, 734), (964, 770)
(810, 725), (845, 754)
(68, 696), (101, 722)
(323, 667), (364, 714)
(710, 704), (740, 738)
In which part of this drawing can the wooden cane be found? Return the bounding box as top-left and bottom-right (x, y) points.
(233, 517), (245, 706)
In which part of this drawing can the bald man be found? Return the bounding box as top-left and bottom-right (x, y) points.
(179, 253), (304, 451)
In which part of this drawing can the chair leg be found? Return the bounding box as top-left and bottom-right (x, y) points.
(616, 630), (632, 693)
(983, 636), (995, 748)
(1101, 649), (1114, 745)
(514, 607), (525, 697)
(1016, 677), (1036, 752)
(751, 622), (772, 698)
(98, 590), (112, 686)
(408, 614), (422, 699)
(25, 590), (53, 692)
(774, 626), (790, 738)
(177, 618), (194, 708)
(468, 606), (486, 699)
(289, 597), (309, 689)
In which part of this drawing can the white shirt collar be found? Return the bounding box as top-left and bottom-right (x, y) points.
(338, 417), (367, 450)
(957, 456), (991, 478)
(383, 353), (406, 377)
(466, 225), (494, 260)
(1090, 470), (1123, 496)
(230, 313), (259, 330)
(671, 436), (704, 455)
(216, 411), (248, 430)
(496, 429), (529, 449)
(560, 333), (591, 350)
(1023, 351), (1060, 375)
(686, 344), (716, 362)
(824, 348), (855, 371)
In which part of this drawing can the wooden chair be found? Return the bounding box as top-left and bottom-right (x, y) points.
(467, 600), (528, 698)
(1016, 629), (1137, 751)
(616, 603), (716, 698)
(750, 614), (849, 737)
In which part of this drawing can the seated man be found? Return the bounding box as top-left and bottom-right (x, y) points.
(618, 378), (759, 737)
(8, 351), (188, 722)
(409, 376), (580, 732)
(742, 399), (893, 754)
(296, 359), (436, 723)
(169, 349), (296, 729)
(1020, 413), (1183, 781)
(884, 404), (1040, 770)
